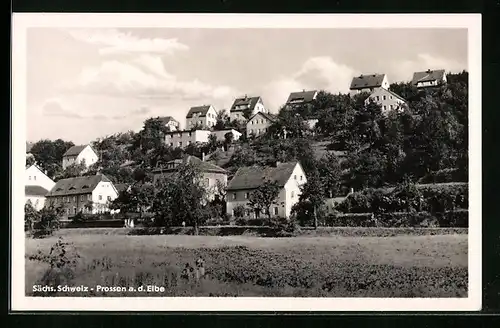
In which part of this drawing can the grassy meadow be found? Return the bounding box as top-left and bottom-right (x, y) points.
(25, 228), (468, 297)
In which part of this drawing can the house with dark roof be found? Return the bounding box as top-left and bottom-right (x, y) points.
(229, 95), (267, 122)
(411, 69), (447, 88)
(152, 155), (228, 199)
(185, 105), (218, 129)
(226, 161), (307, 219)
(62, 144), (99, 170)
(349, 73), (389, 96)
(285, 90), (318, 107)
(157, 116), (180, 132)
(364, 87), (408, 114)
(45, 174), (118, 218)
(246, 111), (278, 138)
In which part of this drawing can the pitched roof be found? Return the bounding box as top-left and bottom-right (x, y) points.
(63, 145), (92, 157)
(249, 111), (278, 122)
(286, 90), (318, 104)
(186, 105), (212, 118)
(411, 69), (446, 85)
(46, 174), (112, 197)
(227, 162), (299, 191)
(25, 185), (49, 197)
(350, 74), (386, 90)
(157, 116), (179, 125)
(152, 155), (227, 175)
(230, 96), (262, 112)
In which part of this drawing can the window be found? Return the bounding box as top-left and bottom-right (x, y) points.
(99, 195), (102, 201)
(294, 175), (297, 180)
(188, 132), (192, 137)
(383, 95), (387, 100)
(170, 134), (173, 138)
(291, 191), (295, 198)
(107, 196), (111, 201)
(73, 207), (77, 214)
(383, 105), (387, 111)
(300, 175), (303, 181)
(274, 207), (279, 215)
(390, 105), (393, 110)
(179, 142), (183, 147)
(205, 178), (210, 186)
(28, 176), (31, 180)
(73, 196), (76, 202)
(170, 143), (174, 147)
(376, 96), (380, 101)
(34, 176), (36, 181)
(232, 193), (236, 200)
(244, 192), (249, 199)
(390, 96), (393, 99)
(87, 194), (92, 201)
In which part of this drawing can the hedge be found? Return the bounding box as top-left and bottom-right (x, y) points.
(60, 219), (125, 229)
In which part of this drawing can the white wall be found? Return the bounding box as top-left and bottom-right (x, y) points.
(91, 181), (119, 213)
(282, 163), (307, 218)
(62, 145), (98, 170)
(25, 165), (55, 191)
(246, 113), (273, 138)
(165, 130), (211, 148)
(25, 195), (46, 211)
(186, 106), (218, 129)
(365, 88), (406, 114)
(211, 129), (242, 142)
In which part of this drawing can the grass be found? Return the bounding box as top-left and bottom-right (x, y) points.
(25, 231), (468, 297)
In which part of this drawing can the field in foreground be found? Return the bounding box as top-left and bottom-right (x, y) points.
(25, 230), (468, 297)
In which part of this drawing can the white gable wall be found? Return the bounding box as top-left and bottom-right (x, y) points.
(282, 163), (307, 218)
(25, 165), (55, 191)
(91, 181), (119, 213)
(246, 113), (274, 138)
(365, 88), (407, 114)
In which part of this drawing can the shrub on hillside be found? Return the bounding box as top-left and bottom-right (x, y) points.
(435, 210), (468, 228)
(325, 213), (375, 227)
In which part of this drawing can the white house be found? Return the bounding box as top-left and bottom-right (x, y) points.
(210, 129), (242, 142)
(246, 112), (278, 138)
(45, 174), (119, 218)
(25, 186), (50, 211)
(165, 130), (212, 148)
(364, 88), (408, 114)
(285, 90), (318, 108)
(411, 69), (447, 88)
(349, 73), (389, 96)
(229, 95), (267, 122)
(62, 144), (99, 170)
(25, 164), (55, 191)
(226, 161), (307, 219)
(186, 105), (218, 129)
(158, 116), (180, 131)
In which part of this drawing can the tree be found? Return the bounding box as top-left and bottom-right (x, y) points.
(36, 205), (64, 237)
(25, 202), (40, 231)
(30, 139), (74, 178)
(207, 134), (220, 153)
(247, 179), (282, 220)
(55, 160), (87, 181)
(132, 117), (169, 153)
(26, 154), (36, 168)
(110, 182), (155, 224)
(152, 163), (209, 235)
(316, 152), (342, 196)
(296, 172), (326, 228)
(223, 132), (234, 150)
(214, 109), (231, 130)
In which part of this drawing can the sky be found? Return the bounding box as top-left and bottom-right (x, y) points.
(26, 28), (468, 144)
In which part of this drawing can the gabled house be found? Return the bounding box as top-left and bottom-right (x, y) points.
(186, 105), (218, 129)
(364, 88), (408, 114)
(229, 95), (266, 122)
(349, 73), (389, 96)
(246, 112), (278, 138)
(152, 155), (228, 200)
(25, 164), (55, 211)
(62, 144), (99, 170)
(25, 185), (50, 211)
(226, 161), (307, 219)
(165, 130), (212, 148)
(158, 116), (180, 131)
(411, 69), (447, 88)
(45, 174), (118, 218)
(285, 90), (318, 108)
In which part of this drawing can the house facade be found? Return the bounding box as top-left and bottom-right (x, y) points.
(364, 88), (408, 114)
(165, 130), (212, 148)
(25, 186), (50, 211)
(45, 174), (119, 218)
(246, 112), (278, 138)
(158, 116), (180, 131)
(285, 90), (318, 108)
(62, 144), (99, 170)
(229, 96), (266, 122)
(226, 161), (307, 219)
(186, 105), (218, 129)
(210, 129), (242, 142)
(349, 73), (389, 96)
(411, 69), (447, 88)
(25, 164), (55, 191)
(152, 155), (227, 200)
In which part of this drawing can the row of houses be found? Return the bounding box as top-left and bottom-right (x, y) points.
(26, 153), (343, 220)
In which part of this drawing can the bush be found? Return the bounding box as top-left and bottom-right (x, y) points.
(325, 213), (375, 227)
(377, 212), (438, 228)
(419, 168), (467, 184)
(435, 210), (468, 228)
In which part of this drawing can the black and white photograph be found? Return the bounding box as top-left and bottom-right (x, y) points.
(11, 13), (481, 311)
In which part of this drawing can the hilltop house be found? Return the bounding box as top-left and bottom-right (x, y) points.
(152, 155), (227, 200)
(411, 69), (447, 88)
(186, 105), (218, 129)
(349, 73), (389, 96)
(285, 90), (318, 108)
(62, 144), (99, 170)
(45, 174), (119, 218)
(364, 88), (408, 114)
(229, 95), (267, 122)
(246, 112), (278, 138)
(226, 161), (307, 219)
(165, 130), (212, 148)
(158, 116), (180, 131)
(25, 164), (56, 210)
